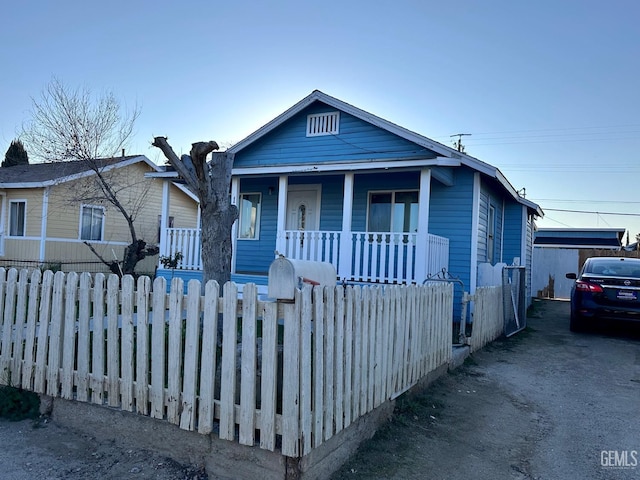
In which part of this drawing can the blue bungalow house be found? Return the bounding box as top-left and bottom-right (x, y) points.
(154, 90), (542, 309)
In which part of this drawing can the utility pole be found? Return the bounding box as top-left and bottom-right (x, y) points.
(450, 133), (471, 153)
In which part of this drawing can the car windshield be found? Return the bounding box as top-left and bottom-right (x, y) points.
(585, 259), (640, 278)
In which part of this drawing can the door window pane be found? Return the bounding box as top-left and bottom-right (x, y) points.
(297, 204), (306, 230)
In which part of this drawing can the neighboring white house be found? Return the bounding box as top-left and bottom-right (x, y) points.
(533, 227), (626, 298)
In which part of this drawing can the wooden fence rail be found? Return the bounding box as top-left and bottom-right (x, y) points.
(0, 268), (453, 457)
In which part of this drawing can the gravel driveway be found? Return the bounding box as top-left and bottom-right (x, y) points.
(331, 299), (640, 479)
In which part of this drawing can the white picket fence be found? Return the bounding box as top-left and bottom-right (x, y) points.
(468, 286), (505, 352)
(0, 268), (453, 457)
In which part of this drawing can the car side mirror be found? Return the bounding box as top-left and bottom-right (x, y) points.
(565, 273), (577, 280)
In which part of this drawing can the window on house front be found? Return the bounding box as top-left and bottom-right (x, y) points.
(238, 193), (261, 239)
(367, 191), (419, 232)
(80, 205), (104, 241)
(488, 205), (496, 264)
(9, 200), (26, 237)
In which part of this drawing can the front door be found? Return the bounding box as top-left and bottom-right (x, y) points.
(285, 187), (320, 232)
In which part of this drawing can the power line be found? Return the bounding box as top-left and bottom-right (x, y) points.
(532, 199), (640, 205)
(434, 124), (640, 148)
(543, 208), (640, 217)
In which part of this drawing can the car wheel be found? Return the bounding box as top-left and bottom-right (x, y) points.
(570, 312), (585, 332)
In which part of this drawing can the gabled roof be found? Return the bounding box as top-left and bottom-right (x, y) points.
(228, 90), (542, 216)
(0, 155), (160, 188)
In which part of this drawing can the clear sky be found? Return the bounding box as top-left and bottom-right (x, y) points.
(2, 1), (640, 238)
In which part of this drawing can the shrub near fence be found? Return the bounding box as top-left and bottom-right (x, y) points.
(0, 268), (454, 458)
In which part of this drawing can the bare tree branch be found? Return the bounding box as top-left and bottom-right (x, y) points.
(20, 78), (153, 276)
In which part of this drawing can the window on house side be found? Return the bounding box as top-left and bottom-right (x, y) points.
(488, 205), (495, 264)
(80, 205), (104, 241)
(368, 191), (419, 233)
(9, 201), (26, 237)
(239, 193), (261, 239)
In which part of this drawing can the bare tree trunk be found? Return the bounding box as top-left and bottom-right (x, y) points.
(152, 137), (238, 286)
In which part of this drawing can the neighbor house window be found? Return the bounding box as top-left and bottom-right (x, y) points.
(80, 205), (104, 241)
(9, 200), (26, 237)
(367, 191), (419, 232)
(238, 193), (261, 239)
(488, 205), (496, 264)
(157, 215), (174, 243)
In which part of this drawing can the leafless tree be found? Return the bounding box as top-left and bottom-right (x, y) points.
(153, 137), (237, 286)
(21, 78), (157, 276)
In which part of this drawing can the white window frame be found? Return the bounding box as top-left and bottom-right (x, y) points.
(238, 192), (262, 240)
(488, 205), (496, 264)
(366, 190), (419, 233)
(306, 111), (340, 137)
(79, 204), (105, 242)
(8, 199), (26, 237)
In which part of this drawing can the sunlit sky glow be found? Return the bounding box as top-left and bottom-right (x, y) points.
(2, 1), (640, 237)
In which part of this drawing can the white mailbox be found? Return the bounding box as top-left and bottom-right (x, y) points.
(268, 258), (337, 300)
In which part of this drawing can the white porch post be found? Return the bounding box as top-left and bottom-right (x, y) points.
(338, 173), (354, 280)
(275, 175), (288, 257)
(39, 187), (50, 264)
(415, 169), (431, 281)
(159, 180), (170, 261)
(0, 192), (5, 256)
(230, 176), (240, 274)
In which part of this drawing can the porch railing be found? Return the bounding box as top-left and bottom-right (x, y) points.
(282, 230), (449, 284)
(162, 228), (449, 284)
(281, 230), (340, 264)
(163, 228), (202, 270)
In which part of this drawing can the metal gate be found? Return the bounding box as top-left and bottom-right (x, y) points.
(503, 266), (527, 337)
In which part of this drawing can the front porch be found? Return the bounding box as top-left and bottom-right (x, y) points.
(160, 227), (449, 285)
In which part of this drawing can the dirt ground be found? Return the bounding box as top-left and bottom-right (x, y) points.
(0, 299), (638, 480)
(0, 417), (208, 479)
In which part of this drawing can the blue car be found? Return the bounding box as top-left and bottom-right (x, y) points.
(566, 256), (640, 332)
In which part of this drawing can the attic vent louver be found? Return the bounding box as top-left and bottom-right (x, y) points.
(306, 111), (340, 137)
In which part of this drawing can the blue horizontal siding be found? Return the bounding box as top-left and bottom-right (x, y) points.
(429, 168), (475, 318)
(235, 176), (279, 274)
(233, 102), (438, 168)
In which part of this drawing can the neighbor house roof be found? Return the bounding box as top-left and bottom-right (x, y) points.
(0, 155), (160, 188)
(534, 228), (626, 249)
(227, 90), (542, 216)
